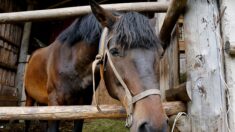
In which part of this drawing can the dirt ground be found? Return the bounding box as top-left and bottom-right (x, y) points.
(0, 119), (128, 132)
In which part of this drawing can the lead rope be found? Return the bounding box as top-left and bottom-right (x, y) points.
(92, 27), (109, 112)
(92, 57), (102, 112)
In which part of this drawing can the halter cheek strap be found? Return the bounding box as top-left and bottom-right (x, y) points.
(92, 27), (109, 111)
(92, 27), (161, 128)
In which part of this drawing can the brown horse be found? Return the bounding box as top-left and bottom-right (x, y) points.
(24, 14), (102, 132)
(24, 1), (168, 132)
(90, 1), (168, 131)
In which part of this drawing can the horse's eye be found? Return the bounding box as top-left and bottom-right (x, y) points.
(109, 48), (120, 57)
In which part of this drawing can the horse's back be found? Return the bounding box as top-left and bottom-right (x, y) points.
(24, 45), (52, 105)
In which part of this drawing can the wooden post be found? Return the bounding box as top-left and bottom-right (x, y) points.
(184, 0), (227, 131)
(221, 0), (235, 131)
(15, 4), (33, 105)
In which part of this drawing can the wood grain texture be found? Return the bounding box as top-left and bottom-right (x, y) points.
(0, 2), (169, 23)
(184, 0), (227, 131)
(166, 82), (191, 102)
(0, 101), (186, 120)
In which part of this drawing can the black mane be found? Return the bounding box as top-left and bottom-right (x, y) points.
(57, 14), (102, 45)
(112, 12), (161, 49)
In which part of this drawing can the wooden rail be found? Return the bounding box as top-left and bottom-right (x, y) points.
(0, 101), (186, 120)
(0, 2), (169, 23)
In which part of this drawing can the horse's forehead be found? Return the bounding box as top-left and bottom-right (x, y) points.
(129, 49), (154, 56)
(126, 49), (156, 62)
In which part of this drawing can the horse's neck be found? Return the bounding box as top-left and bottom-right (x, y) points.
(70, 41), (99, 74)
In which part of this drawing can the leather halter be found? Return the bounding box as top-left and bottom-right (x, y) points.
(92, 27), (161, 127)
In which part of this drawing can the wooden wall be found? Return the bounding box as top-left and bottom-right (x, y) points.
(0, 0), (23, 106)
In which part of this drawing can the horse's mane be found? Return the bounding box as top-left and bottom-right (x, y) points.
(57, 14), (102, 46)
(112, 12), (161, 50)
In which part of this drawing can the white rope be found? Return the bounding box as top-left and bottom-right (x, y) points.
(171, 112), (188, 132)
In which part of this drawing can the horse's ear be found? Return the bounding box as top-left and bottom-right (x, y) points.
(90, 0), (117, 28)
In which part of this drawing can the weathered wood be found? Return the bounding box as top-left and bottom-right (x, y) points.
(0, 101), (186, 120)
(0, 95), (18, 106)
(168, 115), (191, 132)
(225, 41), (235, 55)
(0, 35), (19, 47)
(158, 0), (179, 101)
(159, 0), (187, 49)
(221, 0), (235, 131)
(0, 62), (17, 71)
(0, 2), (169, 23)
(166, 82), (191, 102)
(15, 5), (33, 105)
(184, 0), (227, 131)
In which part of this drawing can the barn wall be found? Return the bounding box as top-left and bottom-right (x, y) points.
(0, 0), (23, 106)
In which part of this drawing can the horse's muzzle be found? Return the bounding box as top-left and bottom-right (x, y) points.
(134, 120), (168, 132)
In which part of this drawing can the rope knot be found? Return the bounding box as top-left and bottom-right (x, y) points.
(95, 54), (103, 61)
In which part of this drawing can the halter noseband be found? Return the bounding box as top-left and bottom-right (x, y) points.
(92, 27), (161, 127)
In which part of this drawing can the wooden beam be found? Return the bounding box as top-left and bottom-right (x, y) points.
(0, 35), (19, 48)
(165, 82), (191, 102)
(0, 2), (169, 23)
(159, 0), (187, 50)
(0, 101), (186, 120)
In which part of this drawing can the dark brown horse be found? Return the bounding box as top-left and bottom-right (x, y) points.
(24, 1), (168, 132)
(24, 14), (102, 132)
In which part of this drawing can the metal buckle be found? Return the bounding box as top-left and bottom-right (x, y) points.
(125, 114), (133, 128)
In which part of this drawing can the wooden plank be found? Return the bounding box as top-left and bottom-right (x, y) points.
(220, 0), (235, 131)
(0, 95), (18, 106)
(158, 0), (180, 101)
(0, 85), (17, 96)
(0, 101), (186, 120)
(184, 0), (227, 131)
(179, 41), (185, 52)
(0, 35), (19, 48)
(0, 68), (2, 86)
(0, 2), (169, 23)
(0, 62), (17, 71)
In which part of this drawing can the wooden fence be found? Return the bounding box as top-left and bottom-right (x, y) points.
(1, 0), (234, 132)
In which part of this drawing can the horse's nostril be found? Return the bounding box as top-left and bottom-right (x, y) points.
(138, 122), (154, 132)
(138, 121), (167, 132)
